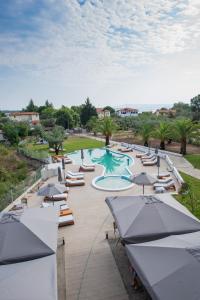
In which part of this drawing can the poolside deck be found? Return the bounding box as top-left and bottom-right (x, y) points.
(18, 149), (179, 300)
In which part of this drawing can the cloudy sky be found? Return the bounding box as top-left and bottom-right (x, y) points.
(0, 0), (200, 110)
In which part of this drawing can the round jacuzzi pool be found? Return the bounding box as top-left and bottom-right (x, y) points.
(92, 175), (133, 191)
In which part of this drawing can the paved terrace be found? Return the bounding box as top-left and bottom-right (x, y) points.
(20, 148), (179, 300)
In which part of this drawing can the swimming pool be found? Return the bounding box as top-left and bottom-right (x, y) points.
(68, 148), (134, 191)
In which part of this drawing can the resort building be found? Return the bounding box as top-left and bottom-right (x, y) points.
(9, 112), (40, 125)
(116, 107), (138, 117)
(96, 108), (110, 119)
(155, 108), (176, 117)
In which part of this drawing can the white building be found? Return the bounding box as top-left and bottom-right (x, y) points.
(9, 112), (40, 125)
(96, 108), (110, 119)
(116, 107), (138, 117)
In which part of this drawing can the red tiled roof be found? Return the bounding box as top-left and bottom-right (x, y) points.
(11, 112), (39, 116)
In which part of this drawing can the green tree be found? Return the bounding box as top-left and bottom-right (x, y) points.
(139, 123), (153, 147)
(103, 106), (115, 115)
(23, 99), (38, 112)
(80, 98), (97, 125)
(56, 106), (74, 129)
(3, 123), (19, 145)
(172, 102), (191, 118)
(44, 126), (65, 155)
(86, 116), (99, 135)
(153, 122), (172, 150)
(191, 95), (200, 120)
(16, 122), (29, 139)
(174, 119), (199, 155)
(31, 124), (44, 139)
(99, 117), (117, 146)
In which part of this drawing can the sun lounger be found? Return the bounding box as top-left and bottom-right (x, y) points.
(67, 171), (84, 177)
(83, 163), (95, 167)
(153, 180), (176, 190)
(60, 209), (73, 217)
(79, 165), (95, 172)
(118, 147), (132, 152)
(65, 179), (85, 186)
(141, 154), (155, 161)
(156, 177), (173, 184)
(143, 159), (157, 166)
(42, 200), (69, 209)
(157, 172), (171, 179)
(44, 193), (68, 201)
(136, 152), (148, 158)
(59, 214), (74, 226)
(66, 172), (84, 180)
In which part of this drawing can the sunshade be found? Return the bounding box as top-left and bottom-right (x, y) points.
(126, 231), (200, 300)
(38, 183), (66, 196)
(131, 172), (156, 194)
(0, 207), (58, 300)
(105, 195), (200, 244)
(0, 207), (58, 265)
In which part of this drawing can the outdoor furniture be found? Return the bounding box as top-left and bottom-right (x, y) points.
(66, 172), (84, 180)
(155, 186), (165, 193)
(67, 171), (84, 177)
(156, 177), (173, 184)
(79, 165), (95, 172)
(118, 147), (132, 152)
(83, 163), (95, 167)
(38, 183), (68, 196)
(141, 154), (155, 161)
(157, 172), (170, 179)
(131, 172), (156, 194)
(126, 231), (200, 300)
(44, 193), (68, 201)
(154, 180), (176, 190)
(59, 214), (74, 226)
(60, 208), (73, 217)
(142, 158), (157, 166)
(105, 195), (200, 244)
(42, 200), (69, 210)
(136, 152), (148, 158)
(65, 179), (85, 186)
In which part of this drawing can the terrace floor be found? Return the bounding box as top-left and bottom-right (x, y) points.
(21, 148), (179, 300)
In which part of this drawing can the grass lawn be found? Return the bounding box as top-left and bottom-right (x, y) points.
(175, 171), (200, 219)
(185, 154), (200, 170)
(27, 136), (105, 154)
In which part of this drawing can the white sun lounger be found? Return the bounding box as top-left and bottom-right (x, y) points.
(156, 177), (173, 184)
(79, 165), (95, 172)
(67, 171), (84, 176)
(59, 214), (74, 226)
(143, 159), (157, 166)
(141, 154), (155, 161)
(66, 179), (85, 186)
(154, 180), (176, 190)
(66, 172), (84, 180)
(42, 201), (69, 210)
(44, 193), (68, 201)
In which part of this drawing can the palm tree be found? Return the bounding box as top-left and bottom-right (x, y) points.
(99, 117), (117, 146)
(139, 123), (153, 147)
(174, 119), (199, 155)
(154, 122), (172, 150)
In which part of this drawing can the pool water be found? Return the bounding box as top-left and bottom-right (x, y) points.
(68, 148), (134, 191)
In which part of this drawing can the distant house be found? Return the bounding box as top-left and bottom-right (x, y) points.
(155, 108), (176, 117)
(9, 112), (40, 125)
(116, 107), (138, 117)
(96, 108), (110, 119)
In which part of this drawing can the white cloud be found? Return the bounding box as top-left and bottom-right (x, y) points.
(0, 0), (200, 108)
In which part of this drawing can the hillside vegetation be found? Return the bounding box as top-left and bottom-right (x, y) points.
(0, 145), (29, 199)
